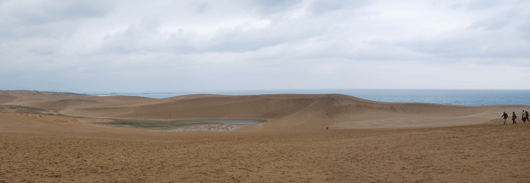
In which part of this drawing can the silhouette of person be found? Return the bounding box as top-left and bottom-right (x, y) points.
(512, 112), (517, 124)
(525, 111), (530, 122)
(502, 112), (508, 125)
(523, 110), (527, 123)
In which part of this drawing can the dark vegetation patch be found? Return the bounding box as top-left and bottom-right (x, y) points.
(2, 105), (46, 114)
(59, 92), (91, 96)
(97, 119), (214, 130)
(44, 113), (211, 129)
(0, 95), (17, 103)
(43, 113), (217, 130)
(0, 106), (254, 130)
(46, 114), (88, 119)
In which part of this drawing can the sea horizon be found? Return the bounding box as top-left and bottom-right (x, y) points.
(80, 89), (530, 106)
(3, 89), (528, 106)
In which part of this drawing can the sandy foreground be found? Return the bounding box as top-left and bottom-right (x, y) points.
(1, 90), (530, 182)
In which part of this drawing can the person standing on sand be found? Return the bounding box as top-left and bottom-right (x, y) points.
(512, 112), (517, 124)
(502, 112), (508, 125)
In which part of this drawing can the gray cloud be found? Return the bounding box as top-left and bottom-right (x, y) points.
(1, 0), (529, 92)
(0, 0), (115, 38)
(0, 0), (117, 58)
(11, 0), (113, 24)
(307, 0), (370, 16)
(518, 14), (530, 42)
(249, 0), (304, 16)
(97, 10), (328, 55)
(468, 11), (519, 30)
(400, 33), (530, 63)
(466, 0), (498, 10)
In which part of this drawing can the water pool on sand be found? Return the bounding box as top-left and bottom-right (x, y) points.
(97, 119), (264, 130)
(195, 119), (264, 125)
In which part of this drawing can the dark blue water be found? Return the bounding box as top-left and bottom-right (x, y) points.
(98, 89), (530, 106)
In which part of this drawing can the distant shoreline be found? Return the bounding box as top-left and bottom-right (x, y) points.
(74, 89), (530, 106)
(2, 89), (530, 106)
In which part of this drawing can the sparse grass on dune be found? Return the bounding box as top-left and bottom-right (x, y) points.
(46, 114), (217, 130)
(45, 113), (250, 130)
(1, 105), (46, 113)
(46, 114), (89, 119)
(97, 119), (214, 130)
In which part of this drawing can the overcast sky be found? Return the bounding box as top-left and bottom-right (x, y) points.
(1, 0), (529, 93)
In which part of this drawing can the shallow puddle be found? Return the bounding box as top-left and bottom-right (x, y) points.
(97, 119), (264, 131)
(194, 119), (264, 125)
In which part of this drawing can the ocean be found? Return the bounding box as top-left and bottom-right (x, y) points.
(97, 89), (530, 106)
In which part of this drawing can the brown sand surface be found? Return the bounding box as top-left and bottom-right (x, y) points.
(1, 91), (530, 182)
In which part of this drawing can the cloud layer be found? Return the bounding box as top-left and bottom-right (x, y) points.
(1, 0), (529, 92)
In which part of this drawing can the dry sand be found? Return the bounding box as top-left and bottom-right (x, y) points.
(1, 90), (529, 182)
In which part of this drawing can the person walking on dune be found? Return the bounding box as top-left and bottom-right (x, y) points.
(523, 110), (527, 123)
(512, 112), (517, 124)
(525, 111), (530, 122)
(502, 112), (508, 125)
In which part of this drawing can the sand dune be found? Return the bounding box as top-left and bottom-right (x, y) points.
(1, 90), (523, 131)
(1, 90), (530, 182)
